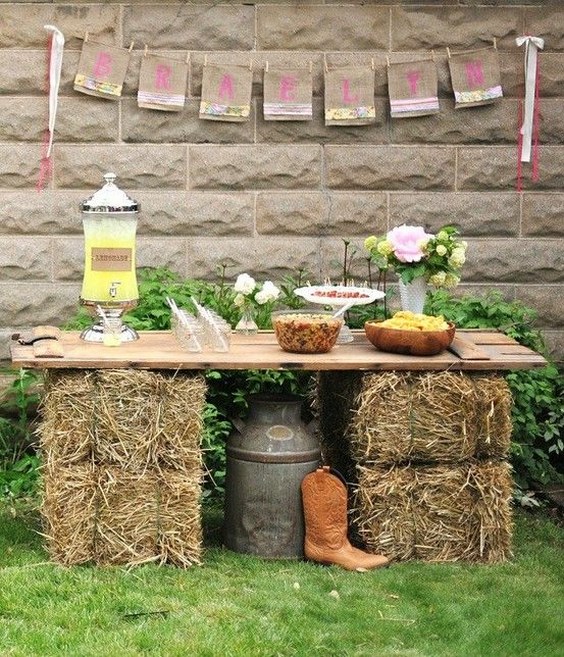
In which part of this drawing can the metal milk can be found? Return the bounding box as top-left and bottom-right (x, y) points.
(223, 394), (321, 559)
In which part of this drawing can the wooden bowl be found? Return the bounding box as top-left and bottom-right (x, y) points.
(364, 321), (456, 356)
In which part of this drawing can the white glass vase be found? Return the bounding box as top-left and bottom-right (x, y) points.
(398, 277), (428, 314)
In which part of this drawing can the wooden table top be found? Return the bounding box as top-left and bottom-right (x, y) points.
(10, 329), (547, 371)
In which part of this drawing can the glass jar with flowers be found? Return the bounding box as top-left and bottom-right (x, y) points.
(364, 224), (467, 314)
(233, 273), (281, 334)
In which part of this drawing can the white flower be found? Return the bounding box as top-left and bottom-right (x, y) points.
(435, 244), (448, 257)
(234, 273), (256, 295)
(255, 281), (280, 305)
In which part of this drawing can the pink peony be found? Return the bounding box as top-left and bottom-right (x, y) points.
(386, 225), (433, 263)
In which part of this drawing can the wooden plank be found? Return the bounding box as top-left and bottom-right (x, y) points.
(9, 330), (547, 372)
(448, 336), (491, 360)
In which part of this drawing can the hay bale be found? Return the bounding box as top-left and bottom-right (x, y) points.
(472, 375), (513, 459)
(412, 465), (478, 562)
(353, 464), (415, 561)
(94, 370), (160, 469)
(351, 461), (514, 563)
(157, 373), (206, 472)
(469, 460), (513, 563)
(96, 466), (159, 566)
(350, 372), (478, 465)
(39, 370), (96, 465)
(41, 462), (97, 565)
(158, 469), (203, 567)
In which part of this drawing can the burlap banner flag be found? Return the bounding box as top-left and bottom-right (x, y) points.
(199, 63), (252, 122)
(387, 59), (439, 118)
(324, 66), (375, 126)
(448, 47), (503, 108)
(137, 52), (188, 111)
(263, 67), (313, 121)
(74, 39), (131, 99)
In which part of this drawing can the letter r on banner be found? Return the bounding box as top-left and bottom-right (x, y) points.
(93, 51), (113, 78)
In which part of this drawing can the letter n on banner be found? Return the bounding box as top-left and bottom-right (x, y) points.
(199, 63), (252, 122)
(138, 53), (188, 111)
(387, 59), (439, 118)
(448, 47), (503, 108)
(324, 66), (375, 126)
(263, 67), (313, 121)
(74, 39), (131, 99)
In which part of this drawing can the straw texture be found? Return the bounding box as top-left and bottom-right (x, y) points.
(38, 369), (206, 567)
(318, 371), (514, 563)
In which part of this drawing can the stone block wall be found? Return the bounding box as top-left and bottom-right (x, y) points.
(0, 1), (562, 361)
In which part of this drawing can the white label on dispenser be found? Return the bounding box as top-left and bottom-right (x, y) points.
(91, 248), (132, 271)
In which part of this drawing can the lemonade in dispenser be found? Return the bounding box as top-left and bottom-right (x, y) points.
(79, 173), (139, 342)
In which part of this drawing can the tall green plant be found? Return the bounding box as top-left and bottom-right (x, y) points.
(0, 369), (41, 498)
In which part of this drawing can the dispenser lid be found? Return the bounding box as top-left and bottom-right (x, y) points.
(80, 173), (139, 213)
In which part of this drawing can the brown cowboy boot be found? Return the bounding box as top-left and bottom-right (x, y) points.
(301, 466), (389, 572)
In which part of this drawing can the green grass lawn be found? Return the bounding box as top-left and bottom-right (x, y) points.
(0, 502), (562, 657)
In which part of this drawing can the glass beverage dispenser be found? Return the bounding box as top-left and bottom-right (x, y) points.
(79, 173), (139, 342)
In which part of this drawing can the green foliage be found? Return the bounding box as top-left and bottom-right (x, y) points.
(0, 369), (41, 499)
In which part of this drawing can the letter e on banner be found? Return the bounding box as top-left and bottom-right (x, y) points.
(279, 75), (297, 102)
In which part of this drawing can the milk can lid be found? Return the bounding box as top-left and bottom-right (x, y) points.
(80, 173), (139, 213)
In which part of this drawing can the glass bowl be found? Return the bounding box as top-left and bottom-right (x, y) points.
(271, 310), (343, 354)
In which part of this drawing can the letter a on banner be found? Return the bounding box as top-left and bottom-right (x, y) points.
(387, 59), (440, 118)
(199, 62), (252, 122)
(74, 36), (132, 99)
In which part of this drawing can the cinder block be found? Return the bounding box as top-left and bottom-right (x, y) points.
(0, 237), (52, 281)
(324, 145), (455, 190)
(124, 5), (254, 51)
(189, 144), (322, 190)
(516, 285), (564, 328)
(0, 191), (82, 236)
(464, 238), (564, 283)
(389, 192), (519, 236)
(392, 6), (521, 51)
(0, 5), (118, 49)
(55, 145), (187, 190)
(136, 191), (254, 237)
(185, 236), (322, 281)
(458, 146), (564, 191)
(257, 6), (389, 51)
(522, 193), (564, 237)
